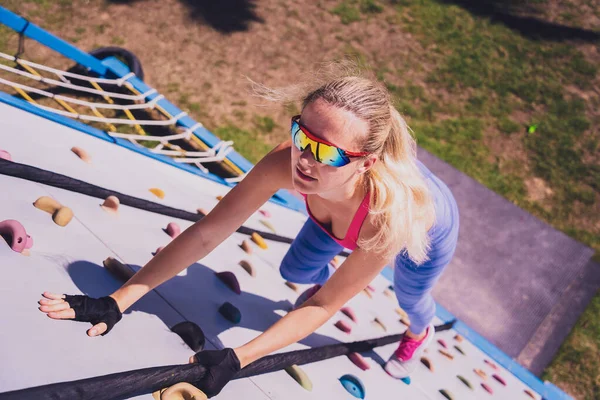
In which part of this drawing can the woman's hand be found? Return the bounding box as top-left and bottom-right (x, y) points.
(38, 292), (122, 337)
(188, 348), (241, 398)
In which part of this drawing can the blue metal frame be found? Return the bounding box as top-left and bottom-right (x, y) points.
(0, 5), (573, 399)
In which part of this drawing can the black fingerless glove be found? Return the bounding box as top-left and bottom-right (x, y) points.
(64, 294), (122, 335)
(193, 348), (241, 398)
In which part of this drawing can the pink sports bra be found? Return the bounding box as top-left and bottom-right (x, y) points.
(301, 191), (371, 250)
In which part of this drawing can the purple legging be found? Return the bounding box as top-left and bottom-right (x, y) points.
(279, 160), (460, 335)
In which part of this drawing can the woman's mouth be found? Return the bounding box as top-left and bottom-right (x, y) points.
(296, 167), (316, 182)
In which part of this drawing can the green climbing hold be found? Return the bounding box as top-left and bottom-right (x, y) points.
(528, 124), (538, 134)
(457, 375), (473, 389)
(454, 345), (466, 355)
(218, 302), (241, 324)
(439, 389), (454, 400)
(339, 374), (365, 399)
(285, 365), (312, 391)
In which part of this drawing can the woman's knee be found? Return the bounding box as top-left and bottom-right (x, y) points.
(279, 253), (329, 285)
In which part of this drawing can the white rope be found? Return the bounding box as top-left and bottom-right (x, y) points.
(0, 51), (136, 86)
(0, 62), (155, 100)
(0, 77), (165, 111)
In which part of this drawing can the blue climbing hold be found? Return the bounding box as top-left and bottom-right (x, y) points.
(400, 377), (411, 385)
(339, 374), (365, 399)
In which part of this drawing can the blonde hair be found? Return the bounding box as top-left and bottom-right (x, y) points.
(250, 61), (436, 265)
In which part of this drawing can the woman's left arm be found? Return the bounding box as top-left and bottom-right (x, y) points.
(233, 246), (390, 368)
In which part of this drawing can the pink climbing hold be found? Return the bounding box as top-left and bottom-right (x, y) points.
(259, 209), (271, 218)
(437, 339), (448, 349)
(215, 271), (241, 295)
(340, 307), (358, 323)
(484, 359), (499, 370)
(0, 150), (12, 161)
(334, 320), (352, 334)
(165, 222), (181, 238)
(0, 220), (33, 253)
(481, 383), (493, 394)
(347, 352), (370, 371)
(366, 284), (375, 293)
(492, 374), (506, 386)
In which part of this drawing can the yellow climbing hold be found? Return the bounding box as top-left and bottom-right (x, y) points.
(197, 207), (209, 215)
(152, 382), (208, 400)
(454, 334), (464, 342)
(285, 365), (313, 391)
(101, 196), (120, 213)
(439, 349), (454, 360)
(33, 196), (61, 214)
(239, 260), (256, 277)
(149, 188), (165, 199)
(439, 389), (454, 400)
(216, 195), (223, 201)
(395, 307), (408, 319)
(251, 232), (267, 249)
(103, 257), (134, 282)
(361, 288), (373, 299)
(52, 207), (73, 227)
(71, 146), (91, 164)
(259, 219), (276, 233)
(330, 256), (341, 268)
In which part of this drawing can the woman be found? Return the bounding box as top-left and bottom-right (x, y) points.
(38, 66), (460, 397)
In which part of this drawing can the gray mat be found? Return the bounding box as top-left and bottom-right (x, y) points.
(418, 147), (599, 374)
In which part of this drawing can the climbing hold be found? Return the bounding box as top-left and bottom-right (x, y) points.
(439, 349), (454, 360)
(372, 317), (387, 332)
(215, 271), (241, 295)
(484, 359), (499, 370)
(216, 195), (223, 201)
(330, 256), (341, 268)
(347, 352), (370, 371)
(238, 260), (256, 277)
(481, 382), (493, 394)
(420, 356), (434, 372)
(285, 281), (298, 292)
(366, 284), (375, 293)
(103, 257), (134, 282)
(240, 239), (253, 254)
(395, 307), (408, 319)
(457, 375), (473, 389)
(52, 207), (73, 227)
(0, 149), (12, 161)
(474, 368), (488, 380)
(399, 317), (411, 326)
(383, 288), (395, 298)
(285, 365), (312, 391)
(251, 232), (267, 249)
(453, 345), (465, 355)
(149, 188), (165, 199)
(340, 306), (357, 323)
(71, 146), (91, 163)
(154, 246), (165, 255)
(492, 374), (506, 386)
(197, 207), (209, 215)
(260, 219), (276, 233)
(152, 382), (208, 400)
(171, 321), (205, 352)
(339, 374), (365, 399)
(437, 339), (448, 348)
(524, 389), (536, 399)
(101, 196), (120, 213)
(361, 288), (373, 299)
(259, 209), (271, 218)
(218, 302), (241, 324)
(439, 389), (454, 400)
(0, 220), (33, 253)
(165, 222), (181, 238)
(334, 320), (352, 334)
(400, 377), (411, 385)
(454, 333), (464, 342)
(33, 196), (61, 214)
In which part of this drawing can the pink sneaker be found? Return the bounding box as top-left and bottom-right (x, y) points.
(293, 284), (321, 309)
(384, 323), (435, 379)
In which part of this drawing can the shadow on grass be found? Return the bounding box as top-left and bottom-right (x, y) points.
(107, 0), (264, 33)
(435, 0), (600, 42)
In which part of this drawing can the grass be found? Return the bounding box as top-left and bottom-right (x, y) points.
(332, 0), (384, 24)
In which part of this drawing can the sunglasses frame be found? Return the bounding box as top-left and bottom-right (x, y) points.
(290, 115), (369, 167)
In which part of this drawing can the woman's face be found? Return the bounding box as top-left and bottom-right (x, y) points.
(291, 98), (375, 195)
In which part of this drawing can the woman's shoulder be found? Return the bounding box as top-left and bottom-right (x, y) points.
(254, 140), (294, 190)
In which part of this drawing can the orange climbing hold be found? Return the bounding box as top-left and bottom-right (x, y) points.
(347, 352), (370, 371)
(149, 188), (165, 199)
(197, 207), (209, 215)
(454, 334), (464, 342)
(240, 239), (253, 254)
(71, 146), (91, 163)
(0, 219), (33, 253)
(103, 257), (134, 282)
(152, 382), (208, 400)
(52, 207), (73, 227)
(216, 195), (223, 201)
(439, 349), (454, 360)
(251, 232), (267, 249)
(165, 222), (181, 238)
(33, 196), (61, 214)
(524, 389), (536, 399)
(484, 359), (499, 370)
(474, 368), (488, 380)
(101, 196), (120, 213)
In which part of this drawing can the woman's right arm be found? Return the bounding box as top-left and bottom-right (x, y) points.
(39, 142), (293, 336)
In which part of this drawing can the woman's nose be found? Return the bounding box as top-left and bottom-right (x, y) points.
(299, 145), (316, 164)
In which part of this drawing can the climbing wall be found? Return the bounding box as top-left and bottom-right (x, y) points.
(0, 101), (543, 400)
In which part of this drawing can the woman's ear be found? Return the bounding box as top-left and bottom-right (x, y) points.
(356, 154), (378, 174)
